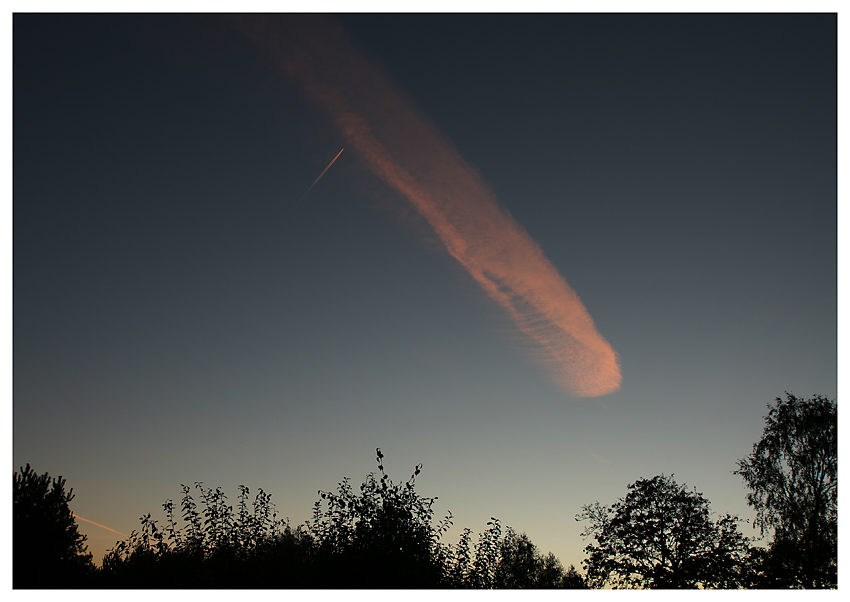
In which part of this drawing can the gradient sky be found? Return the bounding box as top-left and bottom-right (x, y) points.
(13, 13), (836, 572)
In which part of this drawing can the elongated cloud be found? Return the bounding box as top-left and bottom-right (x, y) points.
(240, 16), (621, 397)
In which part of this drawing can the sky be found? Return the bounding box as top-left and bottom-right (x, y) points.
(13, 13), (837, 573)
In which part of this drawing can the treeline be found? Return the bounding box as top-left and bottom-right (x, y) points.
(13, 393), (836, 589)
(14, 450), (586, 589)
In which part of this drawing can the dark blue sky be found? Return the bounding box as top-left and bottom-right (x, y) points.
(14, 14), (836, 568)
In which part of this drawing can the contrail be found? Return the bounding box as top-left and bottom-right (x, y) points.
(300, 147), (344, 201)
(240, 16), (621, 397)
(72, 513), (128, 538)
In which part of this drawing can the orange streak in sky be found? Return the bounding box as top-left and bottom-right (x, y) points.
(300, 147), (345, 201)
(241, 16), (621, 397)
(72, 513), (128, 538)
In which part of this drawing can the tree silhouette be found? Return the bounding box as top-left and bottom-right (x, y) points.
(97, 448), (582, 588)
(560, 562), (589, 588)
(445, 518), (587, 588)
(100, 482), (314, 587)
(495, 528), (539, 587)
(306, 448), (452, 587)
(495, 527), (588, 588)
(734, 393), (837, 588)
(13, 464), (93, 588)
(577, 475), (750, 589)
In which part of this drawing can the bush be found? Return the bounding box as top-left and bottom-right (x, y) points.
(446, 518), (587, 588)
(306, 448), (452, 587)
(100, 482), (314, 587)
(97, 448), (578, 588)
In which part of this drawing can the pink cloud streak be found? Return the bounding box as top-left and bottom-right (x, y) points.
(240, 16), (621, 397)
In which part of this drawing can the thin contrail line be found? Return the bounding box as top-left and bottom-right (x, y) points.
(300, 147), (344, 201)
(72, 513), (128, 537)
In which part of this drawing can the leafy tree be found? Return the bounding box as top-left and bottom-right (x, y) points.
(495, 528), (588, 588)
(446, 518), (587, 588)
(577, 475), (750, 589)
(495, 528), (539, 587)
(101, 482), (314, 587)
(466, 517), (502, 587)
(307, 448), (452, 587)
(734, 393), (837, 588)
(560, 562), (590, 588)
(13, 464), (94, 588)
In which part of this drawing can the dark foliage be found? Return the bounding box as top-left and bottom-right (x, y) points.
(13, 464), (94, 588)
(442, 519), (586, 588)
(305, 448), (452, 587)
(99, 482), (315, 587)
(96, 449), (582, 588)
(577, 475), (751, 589)
(734, 393), (837, 588)
(17, 391), (835, 589)
(494, 527), (588, 588)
